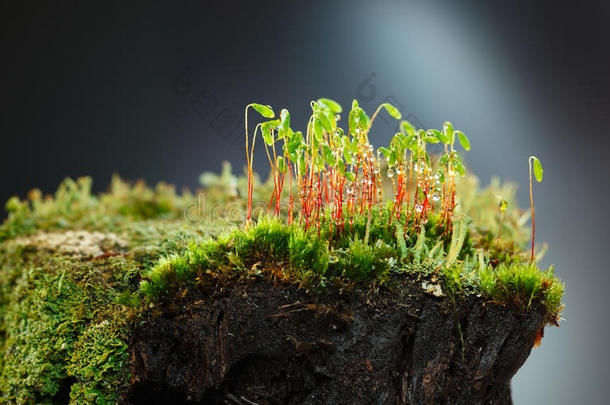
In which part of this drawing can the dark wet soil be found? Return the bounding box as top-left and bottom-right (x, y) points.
(128, 275), (545, 404)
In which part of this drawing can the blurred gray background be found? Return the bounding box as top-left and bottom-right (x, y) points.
(2, 1), (609, 402)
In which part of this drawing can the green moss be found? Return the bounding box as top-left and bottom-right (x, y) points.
(477, 262), (564, 318)
(0, 245), (144, 404)
(139, 203), (563, 325)
(66, 312), (131, 405)
(0, 164), (564, 403)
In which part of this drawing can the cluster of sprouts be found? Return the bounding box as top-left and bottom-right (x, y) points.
(245, 99), (471, 238)
(244, 98), (543, 260)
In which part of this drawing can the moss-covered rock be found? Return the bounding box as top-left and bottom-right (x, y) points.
(0, 170), (563, 404)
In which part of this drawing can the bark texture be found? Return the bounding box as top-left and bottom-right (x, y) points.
(128, 277), (545, 405)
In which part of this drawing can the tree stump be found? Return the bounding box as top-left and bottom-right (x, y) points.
(129, 277), (544, 404)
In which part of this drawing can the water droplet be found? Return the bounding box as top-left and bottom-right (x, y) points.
(387, 168), (394, 178)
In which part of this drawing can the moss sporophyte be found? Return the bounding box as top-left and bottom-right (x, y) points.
(0, 97), (563, 403)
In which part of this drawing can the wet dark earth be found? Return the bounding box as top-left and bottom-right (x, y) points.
(128, 275), (545, 405)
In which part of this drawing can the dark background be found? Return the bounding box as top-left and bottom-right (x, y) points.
(2, 1), (609, 402)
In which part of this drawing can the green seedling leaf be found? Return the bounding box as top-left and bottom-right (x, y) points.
(277, 156), (285, 172)
(314, 155), (324, 171)
(318, 111), (333, 132)
(400, 120), (416, 136)
(349, 107), (359, 135)
(406, 134), (417, 150)
(391, 134), (404, 153)
(314, 118), (324, 141)
(378, 146), (392, 160)
(262, 125), (274, 146)
(321, 144), (335, 166)
(531, 156), (543, 182)
(344, 146), (353, 164)
(424, 130), (440, 143)
(456, 130), (471, 151)
(318, 98), (342, 113)
(251, 103), (275, 118)
(396, 133), (409, 150)
(453, 158), (466, 176)
(382, 103), (402, 120)
(443, 121), (454, 139)
(280, 109), (290, 134)
(345, 171), (356, 182)
(433, 128), (450, 144)
(358, 108), (370, 129)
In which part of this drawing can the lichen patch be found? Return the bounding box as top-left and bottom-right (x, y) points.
(12, 230), (127, 258)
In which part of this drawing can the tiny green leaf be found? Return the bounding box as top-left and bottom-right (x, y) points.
(456, 130), (471, 151)
(531, 156), (543, 182)
(400, 120), (416, 137)
(251, 103), (275, 118)
(443, 121), (454, 139)
(406, 134), (417, 150)
(344, 147), (353, 164)
(349, 108), (359, 135)
(358, 108), (370, 129)
(262, 125), (274, 146)
(280, 109), (290, 134)
(276, 156), (285, 172)
(318, 111), (333, 132)
(433, 128), (450, 144)
(453, 158), (466, 176)
(317, 98), (342, 114)
(378, 147), (392, 160)
(382, 103), (402, 120)
(314, 118), (324, 141)
(321, 144), (335, 166)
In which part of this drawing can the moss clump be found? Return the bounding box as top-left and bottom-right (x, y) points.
(0, 246), (141, 404)
(477, 262), (564, 319)
(0, 177), (230, 404)
(0, 164), (564, 403)
(141, 212), (563, 323)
